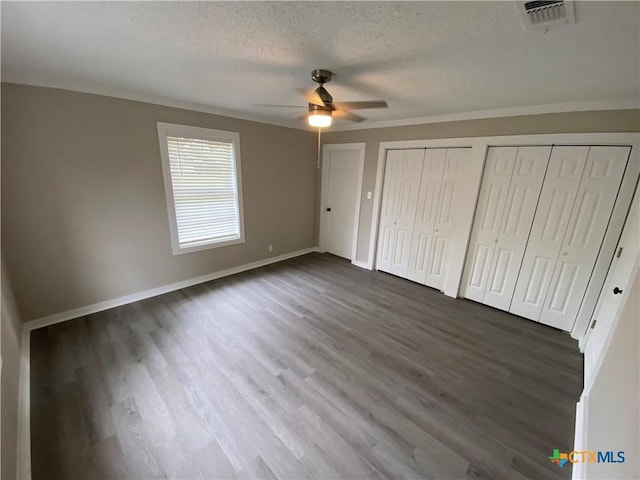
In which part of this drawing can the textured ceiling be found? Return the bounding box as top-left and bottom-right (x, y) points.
(2, 1), (639, 130)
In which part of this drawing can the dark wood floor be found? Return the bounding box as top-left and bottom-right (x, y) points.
(31, 253), (583, 479)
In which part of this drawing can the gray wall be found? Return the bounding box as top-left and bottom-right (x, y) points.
(323, 110), (640, 264)
(1, 84), (318, 321)
(1, 265), (22, 480)
(3, 82), (638, 320)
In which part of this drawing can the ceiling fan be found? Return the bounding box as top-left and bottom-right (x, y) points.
(258, 69), (388, 128)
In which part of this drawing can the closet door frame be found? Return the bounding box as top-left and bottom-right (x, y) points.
(368, 133), (639, 342)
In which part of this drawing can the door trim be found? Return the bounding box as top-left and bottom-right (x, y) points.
(367, 133), (639, 340)
(319, 143), (365, 263)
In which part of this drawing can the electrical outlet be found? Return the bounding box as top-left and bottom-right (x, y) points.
(367, 191), (372, 200)
(268, 244), (273, 252)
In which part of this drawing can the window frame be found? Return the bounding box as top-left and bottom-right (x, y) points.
(157, 122), (245, 255)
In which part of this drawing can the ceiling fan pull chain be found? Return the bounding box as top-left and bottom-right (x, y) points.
(317, 128), (322, 169)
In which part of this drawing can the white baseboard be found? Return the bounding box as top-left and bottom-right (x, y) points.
(352, 259), (372, 270)
(24, 247), (319, 332)
(17, 327), (31, 480)
(16, 246), (319, 480)
(572, 395), (588, 480)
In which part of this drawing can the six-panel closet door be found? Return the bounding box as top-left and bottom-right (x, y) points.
(462, 144), (630, 332)
(423, 148), (466, 290)
(460, 146), (550, 307)
(407, 149), (446, 283)
(460, 148), (517, 301)
(510, 146), (630, 331)
(482, 146), (551, 309)
(378, 147), (467, 289)
(509, 146), (589, 321)
(406, 148), (467, 290)
(377, 149), (424, 277)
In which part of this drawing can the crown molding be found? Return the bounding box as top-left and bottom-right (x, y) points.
(3, 79), (308, 131)
(5, 80), (638, 133)
(327, 98), (640, 132)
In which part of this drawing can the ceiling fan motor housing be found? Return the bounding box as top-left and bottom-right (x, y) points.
(311, 69), (333, 85)
(308, 103), (333, 115)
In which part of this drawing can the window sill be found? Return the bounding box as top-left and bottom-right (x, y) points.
(171, 236), (245, 256)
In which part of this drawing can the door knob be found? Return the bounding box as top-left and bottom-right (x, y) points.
(326, 207), (331, 212)
(613, 287), (623, 295)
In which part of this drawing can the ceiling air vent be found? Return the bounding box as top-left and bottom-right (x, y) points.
(518, 0), (575, 30)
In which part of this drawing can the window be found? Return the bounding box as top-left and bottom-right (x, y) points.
(157, 122), (244, 255)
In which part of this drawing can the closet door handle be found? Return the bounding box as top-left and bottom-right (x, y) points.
(613, 287), (623, 295)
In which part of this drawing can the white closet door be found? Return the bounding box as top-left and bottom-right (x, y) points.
(377, 150), (405, 273)
(425, 148), (467, 290)
(539, 146), (629, 331)
(510, 146), (589, 321)
(377, 149), (424, 276)
(407, 149), (446, 283)
(461, 147), (518, 302)
(482, 146), (551, 310)
(390, 150), (424, 276)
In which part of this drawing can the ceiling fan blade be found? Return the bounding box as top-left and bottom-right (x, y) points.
(253, 104), (307, 108)
(333, 110), (366, 123)
(296, 88), (325, 107)
(332, 100), (388, 110)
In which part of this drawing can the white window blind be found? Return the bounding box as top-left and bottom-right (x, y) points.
(158, 123), (244, 255)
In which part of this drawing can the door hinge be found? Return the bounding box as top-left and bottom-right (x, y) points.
(616, 247), (623, 258)
(590, 319), (597, 329)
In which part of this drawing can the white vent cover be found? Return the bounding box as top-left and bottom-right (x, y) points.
(518, 0), (575, 30)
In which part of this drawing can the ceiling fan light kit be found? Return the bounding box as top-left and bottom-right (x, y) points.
(308, 109), (332, 128)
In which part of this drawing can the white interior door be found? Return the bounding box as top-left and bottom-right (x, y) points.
(538, 146), (629, 331)
(323, 147), (363, 260)
(461, 147), (518, 302)
(583, 186), (639, 387)
(377, 149), (424, 276)
(407, 149), (446, 283)
(482, 146), (551, 310)
(510, 146), (589, 321)
(425, 148), (467, 290)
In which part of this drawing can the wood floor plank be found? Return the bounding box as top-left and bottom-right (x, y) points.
(31, 253), (582, 479)
(110, 396), (166, 479)
(86, 435), (130, 480)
